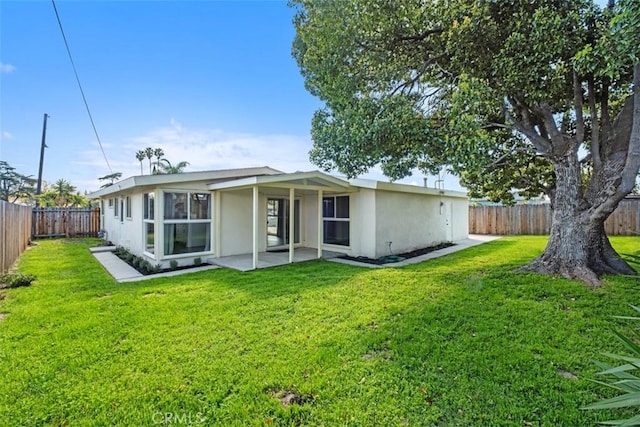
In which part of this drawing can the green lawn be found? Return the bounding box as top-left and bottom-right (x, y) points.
(0, 237), (638, 426)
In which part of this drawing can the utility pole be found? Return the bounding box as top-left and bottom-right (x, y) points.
(36, 113), (49, 204)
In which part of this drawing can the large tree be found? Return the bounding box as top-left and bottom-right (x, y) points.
(0, 161), (36, 204)
(292, 0), (640, 286)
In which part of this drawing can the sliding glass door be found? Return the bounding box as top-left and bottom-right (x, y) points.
(266, 198), (300, 248)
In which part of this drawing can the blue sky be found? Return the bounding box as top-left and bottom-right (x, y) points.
(1, 1), (458, 193)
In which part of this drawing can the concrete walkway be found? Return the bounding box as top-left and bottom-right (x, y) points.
(90, 234), (502, 280)
(328, 234), (502, 268)
(90, 246), (219, 283)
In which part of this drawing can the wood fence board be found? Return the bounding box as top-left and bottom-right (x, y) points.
(470, 198), (640, 235)
(0, 200), (33, 273)
(32, 208), (101, 238)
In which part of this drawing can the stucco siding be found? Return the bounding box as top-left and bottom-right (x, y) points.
(373, 190), (468, 258)
(219, 189), (256, 256)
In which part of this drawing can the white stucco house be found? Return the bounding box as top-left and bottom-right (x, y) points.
(87, 167), (468, 269)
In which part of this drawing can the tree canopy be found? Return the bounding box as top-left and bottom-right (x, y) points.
(0, 161), (36, 204)
(293, 0), (640, 285)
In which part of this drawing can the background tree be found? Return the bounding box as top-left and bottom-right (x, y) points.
(36, 179), (89, 207)
(152, 148), (165, 174)
(0, 161), (36, 204)
(135, 150), (146, 175)
(144, 147), (154, 175)
(292, 0), (640, 286)
(98, 172), (122, 189)
(156, 159), (190, 175)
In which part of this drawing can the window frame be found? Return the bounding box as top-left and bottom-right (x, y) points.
(125, 196), (132, 219)
(322, 194), (350, 247)
(161, 191), (212, 258)
(143, 192), (156, 255)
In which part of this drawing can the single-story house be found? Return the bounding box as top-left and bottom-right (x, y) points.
(87, 167), (468, 269)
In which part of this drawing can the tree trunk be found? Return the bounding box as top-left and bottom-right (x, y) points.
(520, 157), (636, 287)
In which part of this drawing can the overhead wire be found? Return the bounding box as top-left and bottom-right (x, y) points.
(50, 0), (113, 174)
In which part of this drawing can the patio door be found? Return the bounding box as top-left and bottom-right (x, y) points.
(267, 198), (300, 249)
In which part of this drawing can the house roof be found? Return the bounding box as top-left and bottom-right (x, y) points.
(207, 170), (351, 192)
(87, 166), (282, 198)
(349, 178), (468, 198)
(88, 167), (468, 199)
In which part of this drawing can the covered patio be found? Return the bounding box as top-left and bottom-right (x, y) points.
(208, 171), (353, 270)
(211, 247), (344, 271)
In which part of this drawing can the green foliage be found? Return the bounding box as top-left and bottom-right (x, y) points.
(0, 160), (36, 203)
(1, 237), (639, 425)
(169, 260), (179, 270)
(37, 179), (89, 208)
(97, 172), (122, 189)
(292, 0), (638, 204)
(583, 305), (640, 425)
(0, 273), (36, 289)
(193, 257), (202, 267)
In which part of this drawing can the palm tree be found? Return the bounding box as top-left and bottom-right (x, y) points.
(135, 150), (146, 175)
(152, 148), (164, 174)
(53, 179), (76, 207)
(157, 159), (190, 174)
(144, 147), (154, 175)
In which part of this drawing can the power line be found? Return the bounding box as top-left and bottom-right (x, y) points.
(50, 0), (113, 174)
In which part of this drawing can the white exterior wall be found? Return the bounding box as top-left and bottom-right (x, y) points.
(100, 193), (143, 255)
(373, 190), (468, 258)
(219, 189), (256, 256)
(345, 189), (376, 258)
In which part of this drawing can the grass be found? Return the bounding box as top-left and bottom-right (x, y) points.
(0, 236), (638, 426)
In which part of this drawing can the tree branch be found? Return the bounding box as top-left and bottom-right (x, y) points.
(574, 72), (585, 149)
(506, 97), (553, 155)
(588, 77), (602, 171)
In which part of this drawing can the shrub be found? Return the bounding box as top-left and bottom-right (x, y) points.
(169, 260), (179, 270)
(583, 305), (640, 425)
(193, 257), (202, 266)
(0, 273), (36, 289)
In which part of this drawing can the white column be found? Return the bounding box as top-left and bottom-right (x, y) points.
(289, 187), (294, 263)
(214, 191), (221, 257)
(317, 190), (323, 258)
(252, 186), (259, 270)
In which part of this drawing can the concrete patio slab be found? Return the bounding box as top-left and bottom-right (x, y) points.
(328, 234), (502, 268)
(212, 247), (343, 272)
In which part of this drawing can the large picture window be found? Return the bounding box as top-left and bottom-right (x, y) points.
(143, 192), (155, 254)
(163, 192), (211, 256)
(323, 195), (350, 246)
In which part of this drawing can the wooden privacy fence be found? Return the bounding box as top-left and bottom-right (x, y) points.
(469, 198), (640, 235)
(32, 207), (101, 238)
(0, 200), (33, 273)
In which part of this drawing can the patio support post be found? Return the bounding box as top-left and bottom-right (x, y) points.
(289, 187), (294, 263)
(317, 189), (323, 258)
(252, 185), (259, 270)
(214, 191), (221, 257)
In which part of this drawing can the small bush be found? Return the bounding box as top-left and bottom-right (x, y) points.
(169, 260), (179, 270)
(194, 257), (202, 267)
(0, 273), (36, 289)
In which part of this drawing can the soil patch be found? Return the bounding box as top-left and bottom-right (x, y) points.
(340, 242), (455, 265)
(269, 389), (316, 407)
